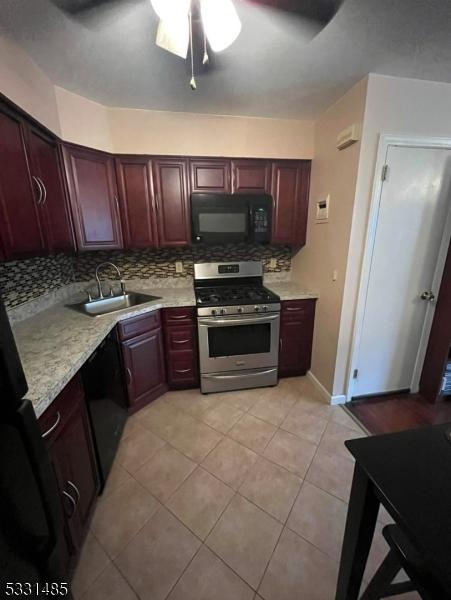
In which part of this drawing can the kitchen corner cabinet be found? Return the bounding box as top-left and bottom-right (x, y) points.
(271, 161), (311, 247)
(163, 307), (199, 389)
(115, 156), (158, 248)
(63, 145), (123, 251)
(153, 158), (191, 246)
(279, 299), (316, 377)
(118, 311), (168, 413)
(231, 159), (271, 194)
(39, 374), (99, 559)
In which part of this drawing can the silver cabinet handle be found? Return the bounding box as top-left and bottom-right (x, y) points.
(38, 177), (47, 205)
(126, 367), (132, 384)
(62, 490), (76, 517)
(279, 338), (283, 351)
(115, 195), (120, 214)
(285, 307), (304, 312)
(32, 175), (43, 204)
(175, 368), (191, 374)
(171, 314), (189, 320)
(42, 411), (61, 439)
(67, 480), (80, 504)
(173, 339), (189, 344)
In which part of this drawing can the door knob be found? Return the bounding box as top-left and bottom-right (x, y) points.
(420, 291), (435, 302)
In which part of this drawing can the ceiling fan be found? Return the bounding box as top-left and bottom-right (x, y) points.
(52, 0), (343, 88)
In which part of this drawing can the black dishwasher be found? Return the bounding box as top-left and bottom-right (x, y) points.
(81, 328), (128, 492)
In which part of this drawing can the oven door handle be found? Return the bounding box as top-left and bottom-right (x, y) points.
(203, 368), (277, 380)
(198, 314), (279, 326)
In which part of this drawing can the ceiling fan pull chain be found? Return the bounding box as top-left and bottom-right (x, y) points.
(202, 29), (209, 65)
(189, 7), (197, 90)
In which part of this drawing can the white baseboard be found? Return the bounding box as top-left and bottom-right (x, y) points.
(307, 371), (347, 405)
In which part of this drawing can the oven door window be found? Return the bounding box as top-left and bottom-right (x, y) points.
(208, 323), (271, 357)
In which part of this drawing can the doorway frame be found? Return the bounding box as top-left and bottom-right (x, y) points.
(346, 133), (451, 401)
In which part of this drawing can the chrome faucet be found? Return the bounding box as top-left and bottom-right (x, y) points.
(94, 262), (126, 299)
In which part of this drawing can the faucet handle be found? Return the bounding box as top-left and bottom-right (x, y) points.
(86, 290), (93, 302)
(120, 280), (126, 295)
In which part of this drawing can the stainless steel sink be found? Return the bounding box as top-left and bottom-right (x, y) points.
(68, 292), (161, 317)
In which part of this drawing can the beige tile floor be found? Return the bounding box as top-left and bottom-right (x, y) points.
(72, 376), (420, 600)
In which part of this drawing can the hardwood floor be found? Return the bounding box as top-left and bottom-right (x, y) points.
(345, 393), (451, 436)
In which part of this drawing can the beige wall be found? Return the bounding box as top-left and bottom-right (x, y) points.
(333, 74), (451, 396)
(108, 107), (314, 158)
(55, 87), (113, 152)
(291, 78), (368, 396)
(0, 36), (60, 134)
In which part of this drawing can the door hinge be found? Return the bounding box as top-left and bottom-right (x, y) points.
(381, 164), (389, 181)
(353, 369), (358, 379)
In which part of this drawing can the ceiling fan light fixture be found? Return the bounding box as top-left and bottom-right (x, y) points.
(200, 0), (241, 53)
(150, 0), (190, 22)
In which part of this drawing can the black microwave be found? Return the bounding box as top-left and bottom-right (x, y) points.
(191, 193), (272, 245)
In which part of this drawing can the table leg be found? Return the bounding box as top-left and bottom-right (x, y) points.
(335, 462), (380, 600)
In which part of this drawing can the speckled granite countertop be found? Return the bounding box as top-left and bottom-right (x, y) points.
(12, 281), (317, 419)
(13, 287), (195, 419)
(266, 281), (319, 301)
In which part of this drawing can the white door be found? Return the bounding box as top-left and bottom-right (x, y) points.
(353, 145), (451, 397)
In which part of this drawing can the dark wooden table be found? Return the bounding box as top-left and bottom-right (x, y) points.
(335, 423), (451, 599)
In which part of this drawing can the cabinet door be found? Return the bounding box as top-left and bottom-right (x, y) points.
(271, 161), (311, 246)
(27, 127), (74, 253)
(63, 145), (122, 250)
(0, 105), (45, 259)
(153, 158), (190, 246)
(279, 320), (312, 376)
(231, 160), (271, 193)
(190, 159), (231, 193)
(122, 328), (167, 412)
(115, 156), (158, 248)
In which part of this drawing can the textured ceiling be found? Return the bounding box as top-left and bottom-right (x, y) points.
(1, 0), (451, 119)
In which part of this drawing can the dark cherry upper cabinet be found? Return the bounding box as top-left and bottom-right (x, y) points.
(153, 158), (190, 247)
(271, 161), (311, 247)
(63, 145), (123, 251)
(0, 104), (46, 259)
(190, 159), (231, 193)
(231, 160), (271, 194)
(279, 299), (316, 377)
(115, 156), (157, 248)
(118, 312), (167, 413)
(26, 127), (74, 253)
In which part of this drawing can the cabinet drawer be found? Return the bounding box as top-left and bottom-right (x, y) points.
(38, 374), (83, 443)
(281, 299), (316, 322)
(165, 325), (196, 352)
(163, 306), (196, 325)
(118, 310), (161, 341)
(167, 351), (198, 386)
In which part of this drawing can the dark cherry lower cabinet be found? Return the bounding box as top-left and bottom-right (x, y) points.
(163, 307), (199, 389)
(118, 311), (168, 413)
(279, 299), (316, 377)
(39, 374), (99, 565)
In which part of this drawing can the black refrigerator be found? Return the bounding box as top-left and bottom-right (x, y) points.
(0, 294), (71, 596)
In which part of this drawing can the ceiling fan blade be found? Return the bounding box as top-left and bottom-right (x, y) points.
(151, 0), (191, 22)
(155, 17), (190, 59)
(51, 0), (117, 15)
(200, 0), (242, 52)
(247, 0), (343, 25)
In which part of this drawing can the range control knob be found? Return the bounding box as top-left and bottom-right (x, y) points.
(263, 305), (268, 312)
(254, 305), (261, 312)
(211, 309), (217, 316)
(237, 307), (243, 314)
(220, 308), (226, 315)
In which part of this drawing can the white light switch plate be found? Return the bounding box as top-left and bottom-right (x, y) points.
(269, 258), (277, 269)
(175, 261), (183, 273)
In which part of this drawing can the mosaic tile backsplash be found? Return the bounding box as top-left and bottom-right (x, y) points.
(1, 245), (293, 308)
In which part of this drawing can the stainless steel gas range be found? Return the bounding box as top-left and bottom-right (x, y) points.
(194, 261), (281, 393)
